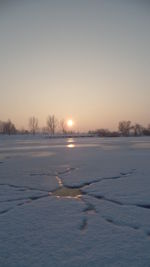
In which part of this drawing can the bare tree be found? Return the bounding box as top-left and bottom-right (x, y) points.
(60, 119), (67, 134)
(143, 124), (150, 136)
(0, 121), (3, 133)
(132, 124), (143, 136)
(1, 120), (17, 135)
(118, 121), (131, 136)
(47, 115), (57, 135)
(29, 117), (38, 135)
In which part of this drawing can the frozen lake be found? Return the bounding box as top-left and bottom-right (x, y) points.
(0, 136), (150, 266)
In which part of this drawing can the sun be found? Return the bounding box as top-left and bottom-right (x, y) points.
(67, 119), (74, 128)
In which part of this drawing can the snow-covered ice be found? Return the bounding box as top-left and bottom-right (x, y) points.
(0, 136), (150, 267)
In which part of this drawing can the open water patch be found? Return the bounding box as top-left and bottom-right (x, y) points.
(53, 187), (82, 199)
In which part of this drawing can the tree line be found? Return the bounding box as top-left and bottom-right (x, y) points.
(0, 115), (65, 135)
(28, 115), (65, 135)
(0, 117), (150, 137)
(89, 121), (150, 137)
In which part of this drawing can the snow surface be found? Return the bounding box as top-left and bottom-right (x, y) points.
(0, 135), (150, 267)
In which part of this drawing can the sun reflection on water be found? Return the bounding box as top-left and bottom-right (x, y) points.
(67, 138), (75, 143)
(67, 144), (75, 148)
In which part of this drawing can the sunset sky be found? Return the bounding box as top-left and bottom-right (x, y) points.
(0, 0), (150, 131)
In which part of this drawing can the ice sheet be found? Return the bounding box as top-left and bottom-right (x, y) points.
(0, 136), (150, 266)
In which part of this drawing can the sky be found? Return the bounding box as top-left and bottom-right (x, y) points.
(0, 0), (150, 131)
